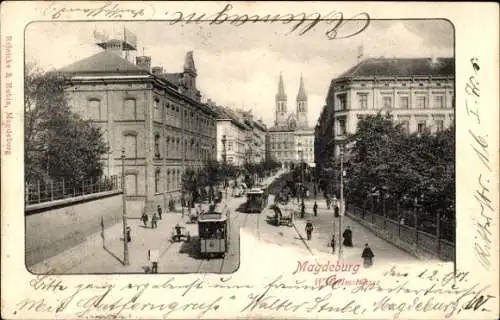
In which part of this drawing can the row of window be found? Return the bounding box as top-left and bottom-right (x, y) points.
(153, 134), (215, 161)
(154, 168), (182, 193)
(334, 117), (446, 136)
(153, 97), (215, 134)
(335, 93), (452, 111)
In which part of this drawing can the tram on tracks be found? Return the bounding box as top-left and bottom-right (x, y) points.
(245, 188), (266, 213)
(197, 205), (228, 259)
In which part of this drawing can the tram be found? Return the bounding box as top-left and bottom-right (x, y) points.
(197, 208), (228, 259)
(245, 188), (266, 213)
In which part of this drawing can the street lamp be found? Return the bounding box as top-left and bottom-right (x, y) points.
(338, 145), (345, 259)
(222, 134), (228, 200)
(121, 148), (129, 266)
(298, 142), (305, 218)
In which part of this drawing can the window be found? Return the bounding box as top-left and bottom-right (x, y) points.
(155, 169), (160, 193)
(153, 98), (160, 121)
(433, 95), (444, 108)
(337, 118), (346, 136)
(125, 174), (137, 195)
(435, 119), (444, 132)
(382, 96), (392, 109)
(124, 134), (138, 158)
(399, 96), (409, 109)
(227, 142), (233, 151)
(167, 170), (171, 191)
(87, 99), (102, 120)
(359, 94), (368, 109)
(416, 96), (427, 109)
(123, 98), (136, 120)
(417, 120), (426, 133)
(154, 134), (160, 157)
(336, 94), (347, 110)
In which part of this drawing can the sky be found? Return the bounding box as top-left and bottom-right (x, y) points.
(25, 20), (453, 128)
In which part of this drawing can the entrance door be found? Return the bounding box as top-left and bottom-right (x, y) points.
(125, 174), (137, 195)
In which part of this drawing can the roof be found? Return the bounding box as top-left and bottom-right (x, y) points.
(57, 50), (146, 74)
(297, 74), (307, 100)
(336, 57), (454, 79)
(198, 213), (227, 222)
(159, 72), (182, 86)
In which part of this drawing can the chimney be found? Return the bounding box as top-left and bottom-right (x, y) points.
(136, 56), (151, 72)
(151, 66), (163, 75)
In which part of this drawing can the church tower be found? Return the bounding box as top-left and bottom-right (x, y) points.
(296, 74), (308, 128)
(275, 73), (288, 126)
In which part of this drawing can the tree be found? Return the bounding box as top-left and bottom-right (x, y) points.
(345, 112), (455, 224)
(24, 64), (108, 185)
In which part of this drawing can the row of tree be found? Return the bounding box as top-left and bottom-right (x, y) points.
(344, 113), (455, 219)
(181, 158), (282, 200)
(25, 64), (108, 186)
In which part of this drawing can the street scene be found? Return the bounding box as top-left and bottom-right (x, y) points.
(25, 20), (454, 274)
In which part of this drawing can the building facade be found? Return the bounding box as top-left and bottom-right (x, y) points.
(213, 104), (251, 166)
(238, 110), (267, 164)
(315, 57), (455, 171)
(57, 36), (217, 208)
(268, 74), (315, 168)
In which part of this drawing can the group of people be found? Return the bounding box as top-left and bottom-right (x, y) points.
(141, 204), (164, 229)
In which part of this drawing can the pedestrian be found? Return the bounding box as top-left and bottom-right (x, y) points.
(330, 235), (336, 254)
(305, 221), (314, 240)
(151, 213), (158, 229)
(361, 243), (374, 267)
(141, 212), (148, 227)
(300, 201), (306, 219)
(342, 226), (353, 247)
(174, 223), (182, 242)
(126, 226), (131, 243)
(326, 197), (331, 210)
(313, 201), (318, 217)
(157, 204), (162, 220)
(148, 249), (159, 273)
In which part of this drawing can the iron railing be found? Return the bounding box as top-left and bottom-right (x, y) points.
(25, 176), (119, 206)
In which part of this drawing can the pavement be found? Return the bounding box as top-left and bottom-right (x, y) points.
(291, 199), (418, 265)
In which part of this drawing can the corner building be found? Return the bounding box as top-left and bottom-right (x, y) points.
(57, 43), (217, 208)
(315, 57), (455, 170)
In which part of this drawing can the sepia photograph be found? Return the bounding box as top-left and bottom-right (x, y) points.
(24, 19), (456, 275)
(2, 2), (499, 320)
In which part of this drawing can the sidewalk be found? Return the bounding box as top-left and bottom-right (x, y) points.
(291, 199), (418, 264)
(29, 212), (189, 274)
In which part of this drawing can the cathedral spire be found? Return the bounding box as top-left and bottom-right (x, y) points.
(297, 73), (307, 100)
(276, 73), (287, 99)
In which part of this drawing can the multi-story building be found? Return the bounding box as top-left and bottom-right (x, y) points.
(213, 103), (251, 165)
(56, 32), (217, 209)
(315, 57), (455, 171)
(268, 74), (315, 168)
(237, 110), (267, 164)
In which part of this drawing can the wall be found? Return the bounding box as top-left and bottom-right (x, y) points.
(25, 191), (123, 268)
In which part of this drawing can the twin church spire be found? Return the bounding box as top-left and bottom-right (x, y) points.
(275, 73), (308, 128)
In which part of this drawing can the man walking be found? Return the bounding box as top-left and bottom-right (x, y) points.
(148, 249), (159, 273)
(151, 213), (158, 229)
(157, 204), (162, 220)
(330, 234), (336, 254)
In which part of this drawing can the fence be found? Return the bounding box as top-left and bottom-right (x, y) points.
(348, 204), (455, 262)
(25, 176), (119, 206)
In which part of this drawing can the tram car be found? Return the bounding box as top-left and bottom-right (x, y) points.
(245, 188), (266, 213)
(197, 210), (228, 259)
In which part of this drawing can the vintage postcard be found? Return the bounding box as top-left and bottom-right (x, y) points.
(1, 1), (499, 319)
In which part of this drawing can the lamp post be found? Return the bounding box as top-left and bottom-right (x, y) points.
(339, 145), (345, 259)
(222, 134), (227, 199)
(121, 148), (129, 266)
(298, 142), (305, 218)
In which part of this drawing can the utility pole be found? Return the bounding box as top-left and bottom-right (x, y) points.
(339, 145), (344, 260)
(121, 148), (129, 266)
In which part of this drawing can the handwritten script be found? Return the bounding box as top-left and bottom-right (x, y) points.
(465, 57), (495, 271)
(13, 267), (496, 319)
(43, 2), (370, 40)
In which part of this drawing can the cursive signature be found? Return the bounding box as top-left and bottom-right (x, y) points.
(464, 57), (495, 271)
(43, 2), (151, 19)
(164, 4), (370, 40)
